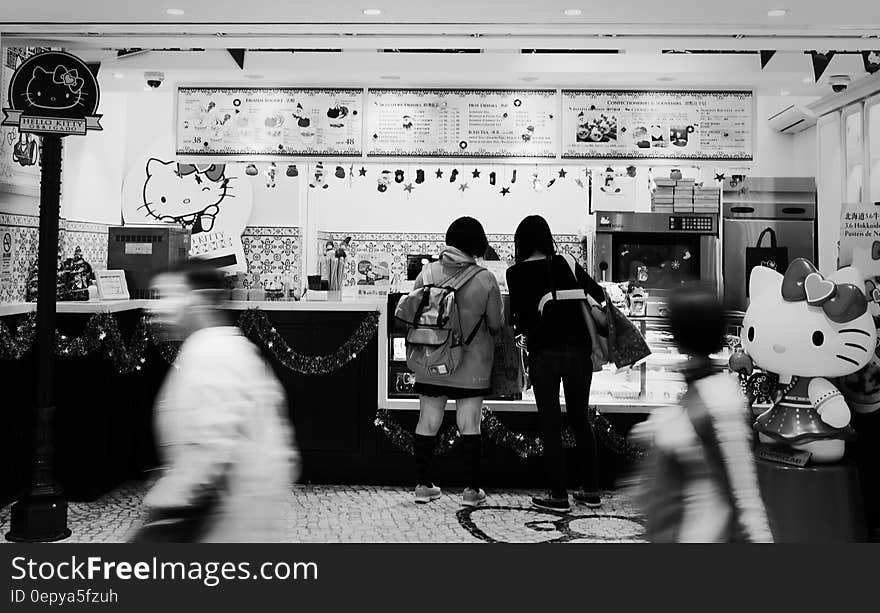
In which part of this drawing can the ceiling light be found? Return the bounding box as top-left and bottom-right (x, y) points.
(363, 8), (383, 16)
(563, 9), (583, 16)
(520, 76), (539, 82)
(112, 72), (124, 79)
(245, 74), (264, 80)
(165, 8), (185, 16)
(780, 90), (791, 96)
(380, 75), (400, 80)
(657, 76), (676, 82)
(767, 9), (789, 17)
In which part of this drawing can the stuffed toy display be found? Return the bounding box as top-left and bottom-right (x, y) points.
(731, 258), (876, 463)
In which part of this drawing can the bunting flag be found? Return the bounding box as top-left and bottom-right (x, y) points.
(863, 51), (880, 75)
(227, 49), (246, 70)
(809, 51), (836, 82)
(759, 50), (777, 70)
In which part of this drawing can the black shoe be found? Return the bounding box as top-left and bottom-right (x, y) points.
(572, 489), (601, 508)
(531, 495), (570, 512)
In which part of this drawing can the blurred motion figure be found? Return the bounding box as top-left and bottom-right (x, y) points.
(631, 285), (772, 542)
(134, 260), (299, 542)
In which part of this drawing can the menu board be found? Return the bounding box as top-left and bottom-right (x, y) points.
(561, 90), (753, 161)
(366, 89), (557, 158)
(176, 87), (363, 157)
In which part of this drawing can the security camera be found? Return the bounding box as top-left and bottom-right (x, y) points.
(144, 72), (165, 89)
(829, 75), (851, 93)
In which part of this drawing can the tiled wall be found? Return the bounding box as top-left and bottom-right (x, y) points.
(0, 214), (110, 303)
(1, 220), (304, 302)
(240, 226), (303, 290)
(321, 231), (586, 287)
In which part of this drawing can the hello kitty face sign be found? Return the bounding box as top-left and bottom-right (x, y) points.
(122, 156), (253, 273)
(742, 258), (876, 379)
(2, 51), (102, 135)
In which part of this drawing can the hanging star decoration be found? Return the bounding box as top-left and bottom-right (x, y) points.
(472, 168), (481, 179)
(558, 168), (567, 178)
(714, 172), (726, 183)
(671, 260), (681, 270)
(435, 168), (443, 179)
(459, 182), (469, 192)
(359, 167), (367, 177)
(403, 182), (414, 193)
(500, 187), (510, 196)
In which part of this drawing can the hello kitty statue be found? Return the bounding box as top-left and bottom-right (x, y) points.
(737, 258), (876, 463)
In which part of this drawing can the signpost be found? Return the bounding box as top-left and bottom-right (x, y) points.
(2, 51), (102, 542)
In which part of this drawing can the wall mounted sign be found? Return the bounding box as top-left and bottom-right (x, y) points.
(366, 89), (557, 158)
(1, 51), (102, 136)
(176, 87), (363, 158)
(561, 90), (753, 161)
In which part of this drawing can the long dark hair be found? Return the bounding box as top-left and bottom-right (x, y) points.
(514, 215), (556, 263)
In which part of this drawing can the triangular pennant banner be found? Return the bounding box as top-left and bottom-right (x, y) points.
(810, 50), (836, 82)
(760, 50), (777, 69)
(863, 51), (880, 75)
(227, 49), (246, 70)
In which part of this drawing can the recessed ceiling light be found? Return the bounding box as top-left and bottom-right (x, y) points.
(245, 74), (264, 80)
(520, 76), (539, 82)
(380, 75), (400, 80)
(363, 8), (383, 16)
(767, 9), (789, 17)
(112, 72), (124, 79)
(563, 9), (583, 16)
(780, 90), (791, 96)
(165, 8), (185, 16)
(657, 76), (676, 82)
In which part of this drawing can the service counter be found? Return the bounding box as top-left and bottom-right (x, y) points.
(0, 297), (654, 507)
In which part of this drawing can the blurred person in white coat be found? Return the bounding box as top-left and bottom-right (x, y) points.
(133, 260), (299, 542)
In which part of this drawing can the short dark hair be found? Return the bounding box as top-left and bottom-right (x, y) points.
(668, 284), (725, 357)
(514, 215), (556, 263)
(162, 259), (228, 303)
(445, 216), (488, 257)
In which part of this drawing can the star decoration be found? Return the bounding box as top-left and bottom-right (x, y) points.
(714, 172), (725, 183)
(359, 167), (367, 176)
(403, 183), (414, 193)
(558, 168), (567, 178)
(500, 187), (510, 196)
(671, 260), (681, 270)
(435, 168), (443, 179)
(472, 168), (481, 179)
(459, 183), (469, 192)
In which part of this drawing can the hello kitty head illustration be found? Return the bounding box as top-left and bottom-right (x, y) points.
(741, 258), (876, 379)
(26, 65), (85, 110)
(141, 159), (233, 234)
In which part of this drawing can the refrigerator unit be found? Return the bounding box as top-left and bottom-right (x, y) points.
(722, 177), (817, 312)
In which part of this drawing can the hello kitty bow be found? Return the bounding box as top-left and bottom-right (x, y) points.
(176, 163), (225, 182)
(52, 66), (85, 94)
(781, 258), (868, 323)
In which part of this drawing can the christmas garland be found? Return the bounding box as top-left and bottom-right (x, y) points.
(374, 407), (644, 461)
(0, 308), (380, 376)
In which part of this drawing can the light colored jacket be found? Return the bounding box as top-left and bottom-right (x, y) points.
(412, 247), (504, 390)
(144, 326), (299, 542)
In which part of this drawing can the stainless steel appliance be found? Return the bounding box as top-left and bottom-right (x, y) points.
(107, 226), (191, 298)
(722, 177), (816, 311)
(594, 212), (719, 316)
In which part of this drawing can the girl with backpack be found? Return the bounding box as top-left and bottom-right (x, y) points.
(506, 215), (605, 512)
(399, 217), (504, 507)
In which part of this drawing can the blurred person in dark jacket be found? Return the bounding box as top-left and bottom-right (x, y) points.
(133, 260), (299, 542)
(631, 285), (772, 542)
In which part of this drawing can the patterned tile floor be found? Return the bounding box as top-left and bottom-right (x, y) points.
(0, 482), (646, 543)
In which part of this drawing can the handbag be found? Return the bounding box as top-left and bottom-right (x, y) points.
(490, 325), (524, 397)
(745, 228), (789, 296)
(541, 254), (610, 372)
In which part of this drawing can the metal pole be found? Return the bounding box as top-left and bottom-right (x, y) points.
(6, 134), (71, 542)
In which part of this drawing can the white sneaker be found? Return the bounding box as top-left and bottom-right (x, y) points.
(414, 484), (442, 504)
(461, 488), (487, 507)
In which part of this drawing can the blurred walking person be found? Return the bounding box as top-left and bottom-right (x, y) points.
(631, 285), (772, 542)
(133, 260), (299, 542)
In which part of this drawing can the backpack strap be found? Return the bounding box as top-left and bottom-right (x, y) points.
(442, 263), (484, 291)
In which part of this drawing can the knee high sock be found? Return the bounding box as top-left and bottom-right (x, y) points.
(460, 434), (482, 491)
(414, 434), (436, 487)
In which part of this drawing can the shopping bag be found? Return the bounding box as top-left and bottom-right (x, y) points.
(606, 301), (651, 368)
(490, 325), (524, 397)
(745, 228), (789, 296)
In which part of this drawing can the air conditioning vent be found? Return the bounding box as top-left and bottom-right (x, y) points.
(767, 104), (818, 134)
